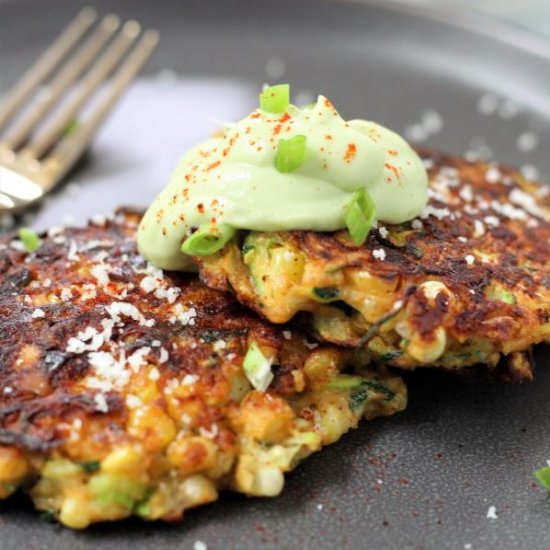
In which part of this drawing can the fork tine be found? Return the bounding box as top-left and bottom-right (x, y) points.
(46, 30), (159, 181)
(27, 21), (142, 159)
(0, 166), (44, 209)
(1, 13), (120, 151)
(0, 8), (97, 132)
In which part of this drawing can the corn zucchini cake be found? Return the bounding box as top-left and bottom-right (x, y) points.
(194, 150), (550, 378)
(0, 210), (405, 528)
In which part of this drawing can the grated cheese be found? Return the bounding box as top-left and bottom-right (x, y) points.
(93, 393), (109, 413)
(168, 303), (197, 326)
(372, 248), (386, 261)
(128, 347), (151, 372)
(91, 263), (110, 286)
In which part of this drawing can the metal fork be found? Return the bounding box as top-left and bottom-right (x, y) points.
(0, 8), (159, 213)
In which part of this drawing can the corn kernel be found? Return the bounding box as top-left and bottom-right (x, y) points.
(232, 391), (294, 443)
(42, 459), (81, 480)
(180, 474), (218, 507)
(128, 405), (176, 451)
(0, 447), (29, 482)
(101, 444), (145, 476)
(60, 495), (91, 529)
(167, 436), (217, 475)
(303, 349), (342, 390)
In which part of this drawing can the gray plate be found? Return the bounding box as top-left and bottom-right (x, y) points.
(1, 0), (550, 548)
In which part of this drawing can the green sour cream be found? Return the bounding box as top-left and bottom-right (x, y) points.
(138, 94), (428, 270)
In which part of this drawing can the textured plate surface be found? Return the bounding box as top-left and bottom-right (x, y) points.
(1, 0), (550, 548)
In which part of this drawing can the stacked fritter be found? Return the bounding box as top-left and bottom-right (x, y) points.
(195, 150), (550, 381)
(0, 210), (404, 528)
(2, 150), (549, 528)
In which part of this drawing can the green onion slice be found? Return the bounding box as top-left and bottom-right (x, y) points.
(18, 227), (40, 252)
(275, 134), (307, 173)
(534, 466), (550, 491)
(327, 374), (365, 390)
(488, 285), (516, 305)
(345, 188), (376, 245)
(181, 223), (235, 256)
(80, 460), (100, 473)
(259, 84), (290, 113)
(243, 341), (274, 392)
(312, 287), (340, 303)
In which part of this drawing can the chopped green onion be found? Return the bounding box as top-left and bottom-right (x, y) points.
(80, 460), (100, 473)
(488, 286), (516, 304)
(345, 188), (376, 245)
(328, 374), (365, 390)
(40, 510), (57, 523)
(534, 466), (550, 491)
(275, 135), (307, 173)
(18, 227), (40, 253)
(349, 389), (369, 411)
(97, 490), (135, 509)
(181, 223), (235, 256)
(498, 291), (516, 304)
(312, 287), (340, 303)
(89, 473), (146, 509)
(242, 341), (274, 392)
(134, 501), (150, 517)
(259, 84), (290, 113)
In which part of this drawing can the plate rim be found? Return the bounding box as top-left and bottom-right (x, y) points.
(331, 0), (550, 62)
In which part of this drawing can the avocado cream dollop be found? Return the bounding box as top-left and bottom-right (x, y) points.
(138, 91), (428, 271)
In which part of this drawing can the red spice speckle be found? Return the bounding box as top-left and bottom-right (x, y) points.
(250, 112), (261, 119)
(211, 217), (217, 224)
(325, 134), (333, 140)
(385, 162), (400, 179)
(344, 143), (357, 163)
(205, 160), (221, 172)
(197, 203), (205, 214)
(279, 112), (291, 124)
(324, 97), (337, 114)
(388, 149), (398, 156)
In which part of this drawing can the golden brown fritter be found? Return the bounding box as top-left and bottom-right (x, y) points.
(0, 210), (405, 528)
(195, 150), (550, 377)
